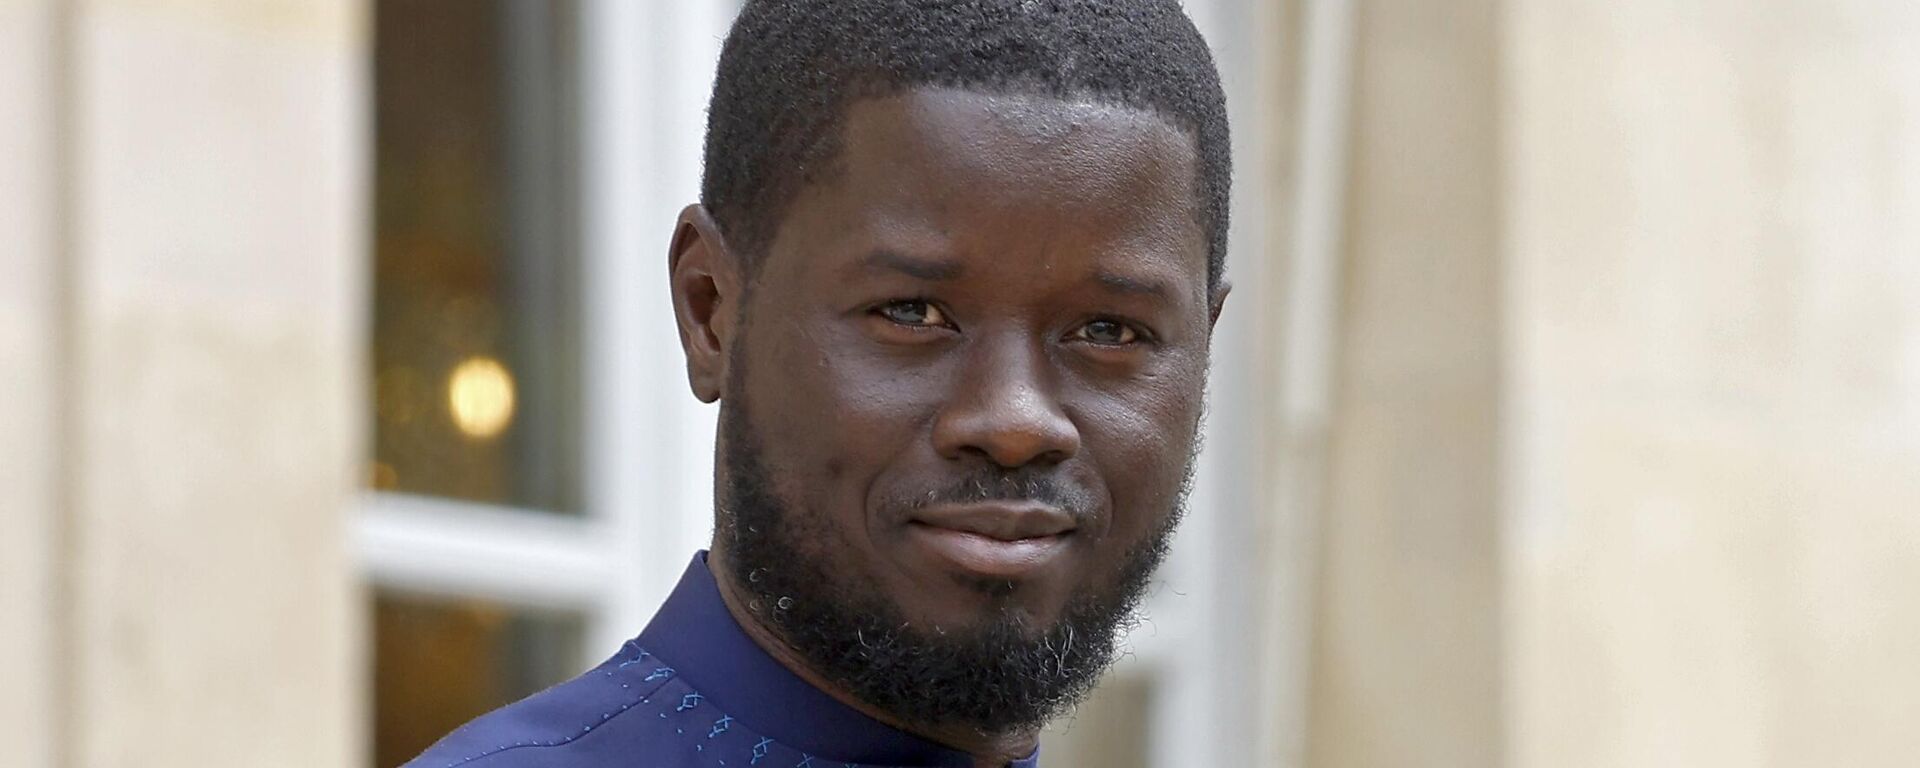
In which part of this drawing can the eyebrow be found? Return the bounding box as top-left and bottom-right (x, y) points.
(859, 250), (964, 281)
(1093, 270), (1175, 301)
(855, 250), (1178, 300)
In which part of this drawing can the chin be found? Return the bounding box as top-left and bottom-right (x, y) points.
(889, 572), (1086, 633)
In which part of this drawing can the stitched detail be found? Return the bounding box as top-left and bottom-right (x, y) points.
(439, 643), (678, 767)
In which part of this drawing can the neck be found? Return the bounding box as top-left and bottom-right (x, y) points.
(707, 543), (1038, 767)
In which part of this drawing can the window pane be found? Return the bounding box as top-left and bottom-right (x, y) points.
(373, 591), (587, 767)
(370, 0), (582, 512)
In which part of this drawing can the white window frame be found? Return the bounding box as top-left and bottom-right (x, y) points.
(355, 0), (738, 660)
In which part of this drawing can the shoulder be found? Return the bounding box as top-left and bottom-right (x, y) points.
(402, 643), (686, 768)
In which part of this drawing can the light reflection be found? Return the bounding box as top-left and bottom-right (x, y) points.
(447, 356), (516, 440)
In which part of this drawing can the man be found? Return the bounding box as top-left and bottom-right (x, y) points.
(406, 0), (1229, 765)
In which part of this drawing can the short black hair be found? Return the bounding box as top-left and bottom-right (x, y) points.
(701, 0), (1233, 291)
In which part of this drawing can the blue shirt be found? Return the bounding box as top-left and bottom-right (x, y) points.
(404, 553), (1042, 768)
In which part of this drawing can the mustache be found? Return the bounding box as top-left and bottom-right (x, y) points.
(896, 468), (1100, 520)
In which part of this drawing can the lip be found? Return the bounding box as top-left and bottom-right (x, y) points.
(908, 501), (1078, 540)
(904, 502), (1078, 580)
(906, 523), (1073, 580)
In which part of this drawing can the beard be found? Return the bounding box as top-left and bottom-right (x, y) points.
(713, 384), (1195, 736)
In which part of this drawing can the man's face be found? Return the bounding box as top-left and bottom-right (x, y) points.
(680, 86), (1219, 729)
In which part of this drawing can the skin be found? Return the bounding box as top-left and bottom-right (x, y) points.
(667, 87), (1227, 767)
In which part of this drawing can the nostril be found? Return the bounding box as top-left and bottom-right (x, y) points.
(931, 347), (1080, 465)
(939, 409), (1080, 469)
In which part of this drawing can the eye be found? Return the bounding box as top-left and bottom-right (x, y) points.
(1074, 318), (1140, 346)
(874, 299), (951, 328)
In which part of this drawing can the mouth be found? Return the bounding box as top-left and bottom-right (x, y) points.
(904, 502), (1078, 580)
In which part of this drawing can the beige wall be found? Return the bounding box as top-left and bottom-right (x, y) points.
(0, 2), (365, 767)
(1302, 2), (1503, 766)
(1299, 2), (1920, 767)
(1505, 2), (1920, 766)
(1, 2), (64, 766)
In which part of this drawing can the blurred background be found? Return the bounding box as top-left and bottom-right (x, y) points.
(4, 1), (1918, 766)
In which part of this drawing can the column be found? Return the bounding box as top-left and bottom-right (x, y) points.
(2, 2), (368, 766)
(1303, 1), (1505, 766)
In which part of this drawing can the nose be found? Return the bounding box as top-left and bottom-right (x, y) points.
(931, 337), (1081, 468)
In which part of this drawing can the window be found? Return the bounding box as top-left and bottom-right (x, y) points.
(371, 0), (581, 514)
(372, 591), (586, 766)
(359, 1), (733, 762)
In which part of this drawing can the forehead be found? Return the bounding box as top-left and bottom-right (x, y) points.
(764, 87), (1208, 285)
(850, 88), (1196, 197)
(856, 88), (1200, 233)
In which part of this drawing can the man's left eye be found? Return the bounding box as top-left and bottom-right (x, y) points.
(1074, 319), (1139, 345)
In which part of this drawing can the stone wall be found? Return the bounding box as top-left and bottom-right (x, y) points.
(1504, 3), (1920, 766)
(1294, 2), (1920, 767)
(1301, 1), (1504, 767)
(0, 2), (64, 766)
(0, 2), (364, 766)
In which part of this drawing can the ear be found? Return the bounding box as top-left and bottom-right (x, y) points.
(1207, 281), (1232, 333)
(668, 204), (745, 403)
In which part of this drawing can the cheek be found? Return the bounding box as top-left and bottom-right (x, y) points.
(1073, 367), (1205, 531)
(745, 320), (941, 508)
